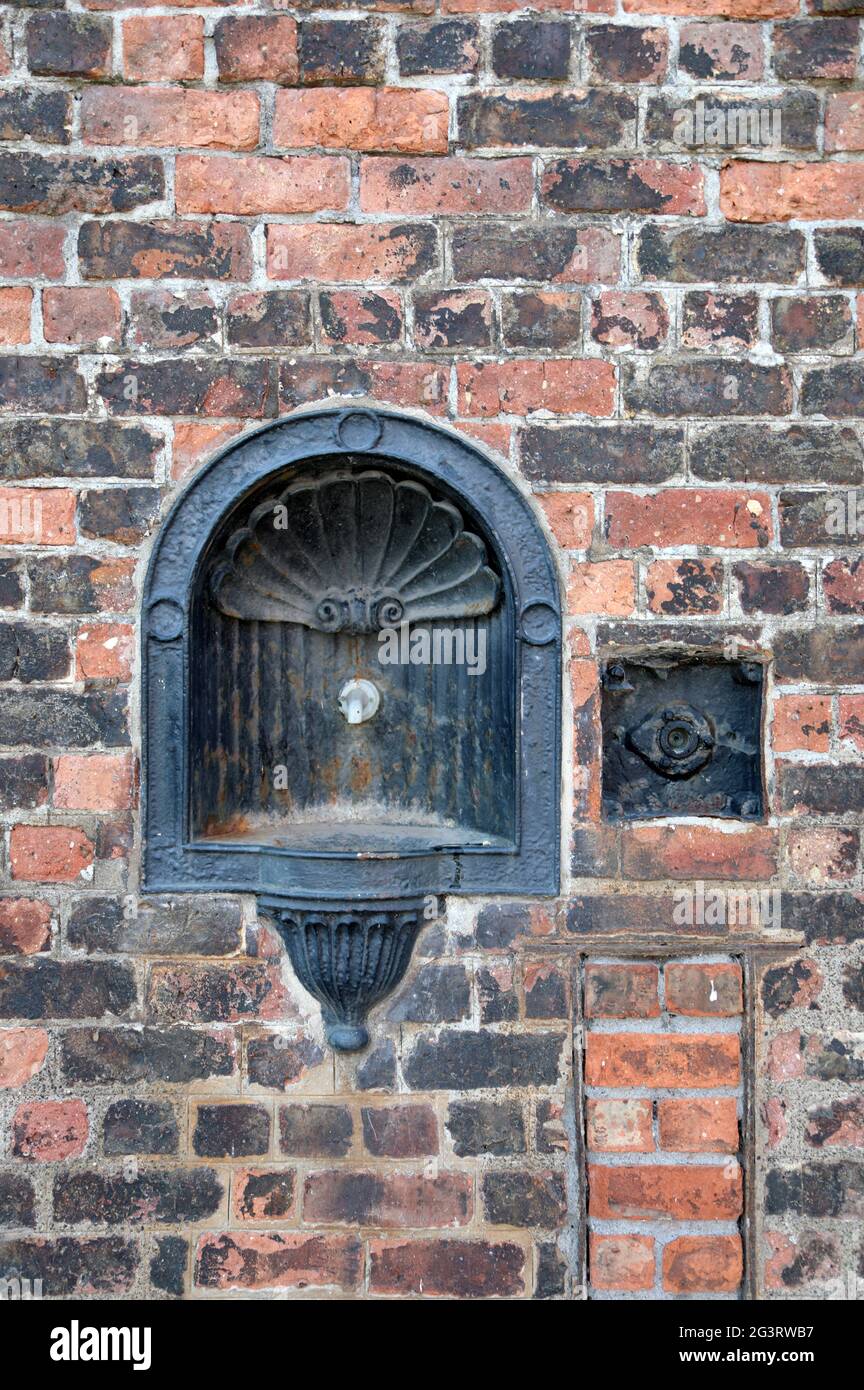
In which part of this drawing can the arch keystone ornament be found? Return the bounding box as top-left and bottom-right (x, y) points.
(142, 408), (561, 1050)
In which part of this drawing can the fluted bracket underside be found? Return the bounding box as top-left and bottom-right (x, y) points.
(260, 897), (426, 1051)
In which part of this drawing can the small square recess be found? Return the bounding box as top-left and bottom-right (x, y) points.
(601, 655), (764, 821)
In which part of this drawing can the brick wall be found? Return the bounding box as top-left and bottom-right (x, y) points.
(0, 0), (862, 1300)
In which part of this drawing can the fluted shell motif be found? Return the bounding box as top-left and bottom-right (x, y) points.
(209, 468), (500, 633)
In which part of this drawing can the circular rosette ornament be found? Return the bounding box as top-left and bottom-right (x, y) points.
(627, 703), (715, 779)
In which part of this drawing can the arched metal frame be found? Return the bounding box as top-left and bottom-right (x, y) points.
(142, 407), (562, 1045)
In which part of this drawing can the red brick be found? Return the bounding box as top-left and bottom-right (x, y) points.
(457, 360), (615, 418)
(568, 559), (635, 616)
(369, 1238), (525, 1298)
(267, 222), (437, 283)
(232, 1169), (296, 1222)
(646, 558), (723, 614)
(786, 828), (859, 885)
(764, 1230), (838, 1290)
(585, 1034), (740, 1088)
(53, 754), (135, 813)
(586, 1098), (654, 1153)
(122, 16), (204, 81)
(42, 287), (121, 348)
(840, 694), (864, 753)
(457, 422), (511, 455)
(81, 87), (260, 150)
(658, 1098), (739, 1152)
(0, 1028), (49, 1088)
(665, 963), (744, 1016)
(0, 899), (52, 955)
(679, 20), (763, 77)
(663, 1235), (742, 1292)
(589, 1163), (743, 1220)
(622, 826), (777, 881)
(12, 1099), (88, 1161)
(0, 488), (76, 546)
(590, 1233), (654, 1291)
(360, 157), (532, 213)
(171, 424), (243, 483)
(213, 16), (298, 84)
(176, 155), (350, 215)
(303, 1170), (472, 1228)
(75, 623), (134, 682)
(319, 290), (403, 348)
(10, 826), (95, 884)
(274, 88), (448, 154)
(826, 93), (864, 153)
(195, 1232), (361, 1292)
(538, 493), (593, 550)
(361, 1104), (438, 1158)
(721, 162), (864, 223)
(824, 558), (864, 615)
(591, 290), (669, 349)
(605, 488), (772, 549)
(413, 290), (492, 350)
(0, 222), (66, 279)
(0, 287), (32, 345)
(624, 0), (795, 12)
(280, 360), (448, 415)
(773, 694), (831, 753)
(584, 964), (660, 1019)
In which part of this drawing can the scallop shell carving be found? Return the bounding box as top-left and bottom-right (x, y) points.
(209, 469), (501, 633)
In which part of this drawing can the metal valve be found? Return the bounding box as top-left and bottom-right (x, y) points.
(338, 678), (380, 725)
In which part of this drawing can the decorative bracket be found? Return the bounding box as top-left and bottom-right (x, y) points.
(259, 896), (427, 1052)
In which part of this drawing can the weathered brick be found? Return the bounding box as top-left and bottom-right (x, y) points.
(397, 19), (479, 75)
(623, 827), (776, 880)
(0, 421), (161, 481)
(361, 156), (531, 214)
(586, 24), (668, 81)
(405, 1030), (564, 1091)
(765, 1162), (864, 1218)
(0, 895), (51, 953)
(458, 89), (635, 149)
(268, 222), (437, 283)
(104, 1100), (179, 1156)
(587, 1098), (653, 1153)
(607, 488), (772, 549)
(773, 695), (831, 753)
(568, 559), (635, 616)
(304, 1170), (472, 1227)
(81, 87), (260, 150)
(522, 423), (683, 484)
(76, 623), (134, 682)
(777, 764), (864, 817)
(128, 289), (218, 351)
(0, 959), (135, 1021)
(542, 159), (705, 215)
(78, 487), (160, 545)
(42, 287), (121, 348)
(361, 1104), (438, 1157)
(623, 361), (791, 418)
(482, 1171), (566, 1228)
(0, 90), (71, 144)
(319, 290), (402, 347)
(0, 287), (31, 345)
(233, 1170), (296, 1222)
(663, 1236), (742, 1292)
(458, 359), (615, 417)
(176, 154), (350, 215)
(683, 290), (758, 350)
(446, 1100), (526, 1157)
(591, 291), (669, 349)
(13, 1099), (88, 1161)
(825, 558), (864, 612)
(213, 16), (298, 84)
(0, 1173), (36, 1229)
(150, 1236), (187, 1298)
(279, 1103), (353, 1157)
(122, 16), (204, 82)
(226, 291), (310, 349)
(195, 1232), (361, 1292)
(96, 359), (271, 419)
(298, 19), (384, 84)
(61, 1027), (234, 1085)
(0, 153), (162, 216)
(590, 1234), (654, 1291)
(54, 1169), (223, 1226)
(590, 1163), (743, 1220)
(584, 964), (660, 1018)
(453, 221), (620, 283)
(492, 20), (571, 79)
(369, 1238), (524, 1298)
(274, 88), (447, 154)
(0, 1237), (137, 1294)
(26, 13), (112, 78)
(78, 219), (251, 281)
(647, 558), (724, 615)
(636, 222), (805, 283)
(193, 1103), (270, 1158)
(585, 1034), (740, 1088)
(734, 560), (811, 615)
(773, 18), (859, 79)
(147, 962), (287, 1024)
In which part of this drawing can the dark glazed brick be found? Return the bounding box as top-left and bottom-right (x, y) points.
(778, 765), (864, 816)
(369, 1237), (524, 1298)
(0, 754), (49, 811)
(636, 223), (805, 283)
(28, 556), (134, 615)
(68, 896), (242, 957)
(446, 1101), (526, 1157)
(780, 491), (861, 548)
(361, 1105), (438, 1158)
(814, 227), (864, 287)
(404, 1031), (564, 1091)
(774, 627), (864, 684)
(682, 291), (758, 350)
(103, 1101), (179, 1156)
(0, 91), (71, 144)
(806, 1097), (864, 1147)
(0, 1173), (36, 1228)
(413, 291), (491, 350)
(355, 1038), (397, 1091)
(26, 14), (111, 77)
(235, 1171), (295, 1220)
(765, 1163), (864, 1218)
(690, 424), (862, 485)
(53, 1169), (223, 1225)
(0, 357), (85, 414)
(474, 902), (532, 950)
(586, 25), (667, 83)
(397, 20), (479, 76)
(452, 222), (613, 283)
(79, 221), (250, 281)
(772, 296), (853, 354)
(734, 561), (810, 615)
(535, 1240), (568, 1299)
(543, 159), (702, 215)
(802, 364), (864, 418)
(622, 360), (791, 417)
(0, 154), (162, 215)
(645, 91), (819, 152)
(128, 291), (218, 350)
(0, 1238), (138, 1295)
(319, 290), (401, 345)
(0, 690), (127, 746)
(843, 964), (864, 1011)
(478, 966), (518, 1023)
(524, 964), (568, 1019)
(279, 1103), (353, 1157)
(491, 21), (571, 80)
(387, 962), (470, 1023)
(96, 359), (271, 419)
(0, 560), (24, 609)
(226, 291), (310, 348)
(482, 1172), (567, 1229)
(773, 20), (860, 80)
(521, 424), (683, 485)
(0, 421), (160, 481)
(762, 959), (823, 1017)
(458, 91), (635, 150)
(79, 487), (160, 546)
(501, 291), (582, 349)
(298, 20), (383, 84)
(194, 1104), (270, 1158)
(61, 1027), (235, 1085)
(246, 1035), (324, 1090)
(0, 627), (69, 683)
(150, 1236), (188, 1298)
(780, 893), (864, 946)
(0, 960), (135, 1020)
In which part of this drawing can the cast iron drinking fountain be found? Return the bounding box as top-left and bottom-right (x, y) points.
(142, 408), (561, 1050)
